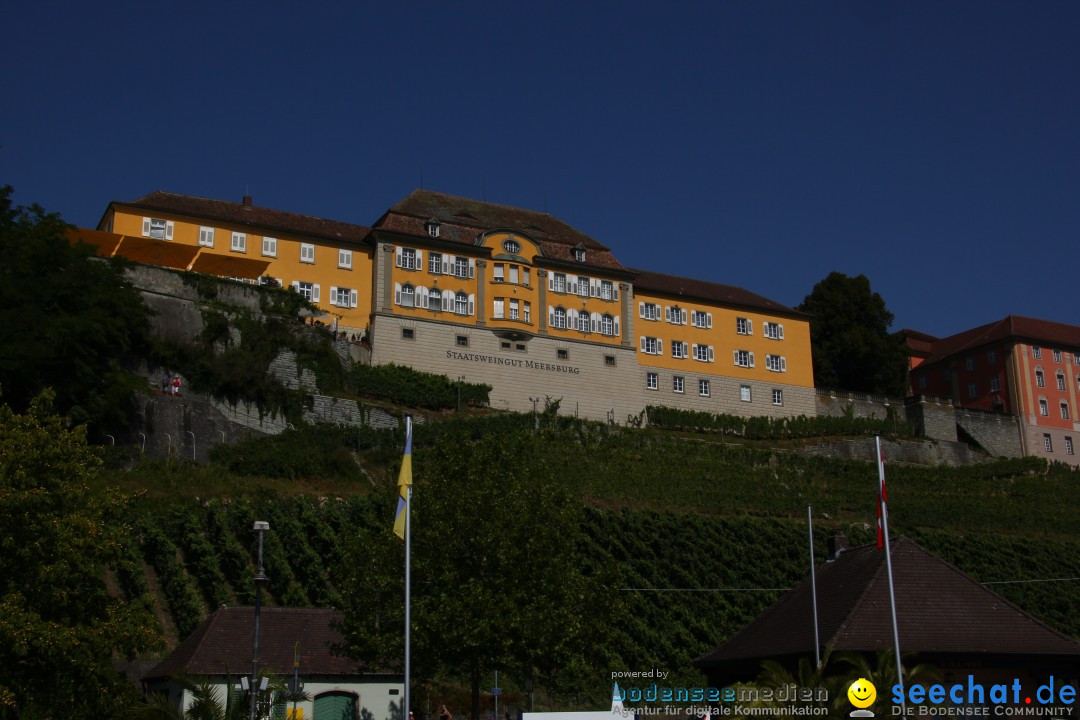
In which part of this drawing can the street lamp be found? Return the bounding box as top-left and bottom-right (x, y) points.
(250, 521), (270, 720)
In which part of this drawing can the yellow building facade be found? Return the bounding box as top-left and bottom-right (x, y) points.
(96, 189), (815, 422)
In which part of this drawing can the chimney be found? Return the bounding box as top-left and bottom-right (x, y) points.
(242, 195), (253, 206)
(827, 531), (848, 561)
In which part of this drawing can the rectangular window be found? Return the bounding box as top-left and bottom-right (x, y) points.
(262, 236), (277, 257)
(552, 273), (566, 293)
(331, 286), (354, 307)
(509, 299), (520, 320)
(1075, 353), (1080, 365)
(988, 350), (997, 365)
(397, 248), (420, 270)
(740, 385), (752, 402)
(456, 335), (469, 347)
(1039, 399), (1049, 416)
(673, 376), (684, 393)
(1032, 345), (1042, 359)
(509, 265), (519, 284)
(600, 280), (614, 300)
(429, 253), (443, 275)
(1057, 374), (1066, 391)
(231, 232), (247, 252)
(734, 349), (754, 368)
(338, 249), (352, 269)
(736, 317), (753, 335)
(523, 268), (531, 286)
(990, 377), (1000, 392)
(772, 389), (784, 406)
(640, 302), (660, 321)
(493, 263), (504, 282)
(523, 302), (531, 323)
(1062, 403), (1071, 420)
(699, 379), (710, 397)
(501, 341), (511, 349)
(1066, 437), (1074, 456)
(671, 341), (688, 359)
(640, 336), (662, 355)
(454, 256), (469, 278)
(1036, 371), (1045, 387)
(515, 343), (527, 352)
(691, 310), (711, 329)
(143, 217), (174, 240)
(763, 322), (784, 340)
(557, 349), (568, 360)
(576, 278), (590, 298)
(301, 243), (315, 263)
(605, 355), (616, 367)
(692, 344), (714, 362)
(968, 382), (977, 398)
(646, 372), (658, 390)
(493, 299), (505, 319)
(1043, 434), (1053, 452)
(1053, 349), (1061, 362)
(296, 281), (314, 301)
(965, 356), (974, 371)
(198, 226), (215, 247)
(765, 354), (787, 372)
(402, 328), (414, 340)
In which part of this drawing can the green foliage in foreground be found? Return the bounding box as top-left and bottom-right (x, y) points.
(644, 405), (914, 439)
(348, 362), (492, 410)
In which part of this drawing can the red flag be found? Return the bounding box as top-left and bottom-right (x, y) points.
(877, 448), (888, 550)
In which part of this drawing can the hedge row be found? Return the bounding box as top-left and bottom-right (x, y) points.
(644, 405), (914, 439)
(348, 362), (491, 410)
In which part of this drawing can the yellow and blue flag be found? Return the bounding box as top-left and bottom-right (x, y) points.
(392, 416), (413, 540)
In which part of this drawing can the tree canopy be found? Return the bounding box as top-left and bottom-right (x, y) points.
(0, 185), (152, 436)
(336, 422), (614, 720)
(0, 394), (159, 719)
(797, 272), (909, 396)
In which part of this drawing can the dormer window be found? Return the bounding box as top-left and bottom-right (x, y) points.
(503, 239), (520, 254)
(573, 245), (586, 263)
(426, 219), (441, 238)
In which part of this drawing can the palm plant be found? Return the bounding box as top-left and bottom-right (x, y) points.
(832, 649), (938, 716)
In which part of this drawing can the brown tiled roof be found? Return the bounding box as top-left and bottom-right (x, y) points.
(144, 606), (393, 681)
(115, 235), (201, 270)
(630, 268), (808, 318)
(109, 192), (373, 247)
(190, 253), (271, 280)
(376, 190), (626, 271)
(694, 538), (1080, 680)
(920, 316), (1080, 367)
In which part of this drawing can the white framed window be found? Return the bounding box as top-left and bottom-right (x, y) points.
(396, 247), (421, 270)
(600, 314), (615, 336)
(552, 306), (567, 330)
(493, 263), (504, 282)
(772, 389), (784, 406)
(599, 280), (614, 300)
(988, 350), (997, 365)
(1032, 345), (1042, 359)
(699, 379), (710, 397)
(576, 278), (590, 298)
(292, 281), (320, 303)
(1057, 373), (1066, 391)
(231, 232), (246, 252)
(430, 253), (443, 275)
(1053, 349), (1061, 362)
(523, 268), (531, 287)
(1043, 434), (1053, 452)
(673, 376), (684, 393)
(990, 377), (1000, 392)
(576, 312), (590, 333)
(509, 265), (520, 284)
(640, 302), (660, 321)
(428, 288), (443, 311)
(692, 343), (714, 362)
(1062, 402), (1071, 420)
(453, 256), (471, 278)
(426, 221), (440, 238)
(763, 322), (784, 340)
(1066, 437), (1074, 455)
(1039, 399), (1049, 416)
(395, 283), (415, 308)
(574, 247), (586, 262)
(1036, 370), (1045, 387)
(262, 236), (277, 257)
(691, 310), (711, 329)
(734, 349), (755, 368)
(740, 385), (752, 402)
(640, 336), (662, 355)
(671, 341), (688, 359)
(664, 306), (686, 325)
(509, 299), (520, 320)
(198, 226), (215, 247)
(338, 249), (352, 269)
(646, 372), (658, 390)
(968, 382), (977, 398)
(330, 286), (357, 308)
(765, 354), (787, 372)
(965, 357), (974, 371)
(142, 217), (174, 240)
(455, 291), (472, 316)
(523, 302), (531, 324)
(300, 243), (315, 264)
(551, 273), (566, 293)
(736, 317), (753, 335)
(493, 298), (505, 319)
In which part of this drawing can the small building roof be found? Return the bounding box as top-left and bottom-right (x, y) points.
(630, 268), (808, 318)
(107, 192), (373, 247)
(694, 537), (1080, 681)
(144, 606), (393, 681)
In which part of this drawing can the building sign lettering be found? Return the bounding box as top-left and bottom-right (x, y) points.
(446, 349), (581, 375)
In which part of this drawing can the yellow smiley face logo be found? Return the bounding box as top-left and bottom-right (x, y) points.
(848, 678), (877, 709)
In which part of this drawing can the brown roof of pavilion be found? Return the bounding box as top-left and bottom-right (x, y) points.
(144, 606), (395, 681)
(108, 192), (373, 247)
(190, 253), (272, 280)
(919, 316), (1080, 367)
(694, 537), (1080, 680)
(631, 268), (808, 318)
(115, 235), (200, 270)
(67, 227), (124, 256)
(376, 190), (626, 271)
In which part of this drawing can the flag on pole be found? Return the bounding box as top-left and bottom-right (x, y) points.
(876, 445), (888, 551)
(393, 416), (413, 540)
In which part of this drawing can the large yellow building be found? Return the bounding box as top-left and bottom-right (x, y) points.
(96, 189), (815, 422)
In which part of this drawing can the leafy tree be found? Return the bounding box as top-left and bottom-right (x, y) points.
(797, 272), (909, 396)
(0, 393), (159, 719)
(336, 424), (615, 720)
(0, 185), (153, 437)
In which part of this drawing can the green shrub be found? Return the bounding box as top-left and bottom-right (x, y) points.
(347, 363), (491, 410)
(645, 405), (915, 439)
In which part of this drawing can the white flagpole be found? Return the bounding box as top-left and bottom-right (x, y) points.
(405, 483), (412, 720)
(807, 505), (821, 668)
(876, 436), (904, 702)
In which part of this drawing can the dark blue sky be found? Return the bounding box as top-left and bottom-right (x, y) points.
(4, 2), (1078, 338)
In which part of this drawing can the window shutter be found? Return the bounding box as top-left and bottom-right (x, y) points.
(350, 290), (358, 308)
(748, 319), (753, 334)
(749, 351), (755, 367)
(657, 339), (663, 354)
(778, 324), (785, 339)
(292, 280), (300, 291)
(468, 259), (475, 278)
(613, 285), (619, 301)
(780, 356), (787, 372)
(415, 249), (423, 268)
(548, 275), (555, 291)
(468, 294), (475, 315)
(733, 349), (739, 365)
(165, 221), (174, 240)
(442, 292), (451, 311)
(708, 346), (715, 362)
(568, 309), (577, 325)
(395, 247), (403, 268)
(394, 283), (401, 305)
(329, 286), (338, 306)
(692, 343), (698, 359)
(141, 217), (151, 236)
(312, 284), (321, 303)
(640, 336), (647, 352)
(417, 287), (427, 308)
(639, 302), (645, 318)
(706, 312), (712, 328)
(549, 307), (556, 326)
(442, 254), (450, 274)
